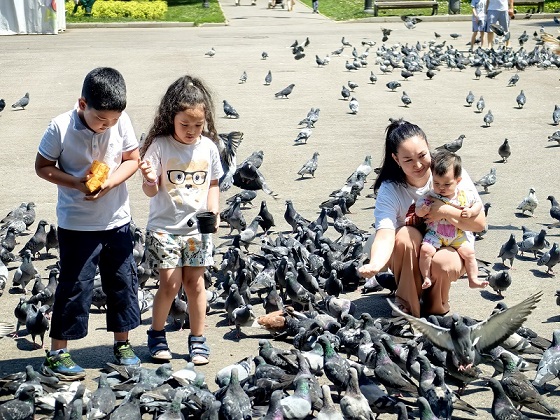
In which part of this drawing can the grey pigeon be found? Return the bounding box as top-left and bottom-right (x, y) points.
(474, 168), (496, 192)
(340, 367), (375, 420)
(261, 51), (268, 60)
(516, 90), (526, 108)
(219, 367), (252, 420)
(546, 195), (560, 228)
(349, 97), (359, 114)
(45, 224), (59, 256)
(402, 15), (421, 29)
(516, 188), (538, 216)
(275, 84), (295, 98)
(284, 200), (310, 231)
(157, 389), (185, 420)
(508, 73), (519, 86)
(297, 152), (319, 178)
(499, 352), (557, 416)
(316, 55), (328, 67)
(218, 131), (243, 192)
(465, 91), (475, 106)
(220, 197), (246, 235)
(388, 291), (542, 370)
(497, 138), (511, 162)
(239, 71), (247, 84)
(19, 219), (48, 259)
(280, 375), (313, 419)
(225, 284), (245, 325)
(257, 200), (275, 232)
(372, 340), (418, 396)
(12, 250), (37, 292)
(28, 268), (58, 307)
(498, 233), (518, 267)
(553, 104), (560, 125)
(369, 72), (377, 84)
(485, 377), (530, 420)
(348, 80), (359, 91)
(317, 384), (343, 420)
(417, 396), (439, 420)
(401, 91), (412, 107)
(237, 216), (262, 250)
(264, 70), (272, 85)
(341, 85), (351, 100)
(483, 109), (494, 126)
(226, 190), (257, 208)
(386, 81), (401, 91)
(215, 357), (252, 387)
(476, 96), (485, 112)
(205, 47), (215, 57)
(223, 100), (239, 119)
(317, 335), (350, 394)
(0, 259), (7, 297)
(436, 134), (465, 152)
(87, 373), (116, 420)
(233, 161), (278, 197)
(482, 268), (512, 296)
(294, 127), (312, 144)
(537, 242), (560, 274)
(25, 303), (49, 348)
(2, 226), (17, 252)
(533, 329), (560, 387)
(109, 385), (142, 419)
(0, 99), (5, 112)
(517, 228), (547, 258)
(232, 304), (255, 338)
(0, 385), (36, 419)
(11, 92), (29, 109)
(548, 130), (560, 145)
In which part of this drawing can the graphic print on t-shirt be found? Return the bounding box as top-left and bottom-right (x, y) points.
(165, 157), (209, 206)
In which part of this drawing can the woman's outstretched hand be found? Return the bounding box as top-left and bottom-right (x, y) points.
(358, 263), (378, 278)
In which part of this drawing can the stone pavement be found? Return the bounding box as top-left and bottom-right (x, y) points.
(0, 4), (559, 417)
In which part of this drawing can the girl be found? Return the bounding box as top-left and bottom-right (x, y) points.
(358, 119), (484, 318)
(139, 75), (223, 365)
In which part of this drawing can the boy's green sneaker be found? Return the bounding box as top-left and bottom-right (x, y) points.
(41, 349), (86, 381)
(114, 340), (141, 366)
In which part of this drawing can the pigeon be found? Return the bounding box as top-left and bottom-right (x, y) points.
(331, 46), (344, 56)
(345, 60), (358, 71)
(476, 96), (485, 112)
(402, 15), (421, 29)
(223, 100), (240, 119)
(490, 22), (506, 36)
(317, 335), (351, 394)
(317, 384), (343, 420)
(262, 51), (268, 60)
(226, 190), (257, 208)
(533, 329), (560, 387)
(233, 161), (278, 197)
(516, 90), (526, 108)
(401, 91), (412, 107)
(497, 138), (511, 162)
(239, 71), (247, 84)
(381, 27), (392, 41)
(498, 233), (518, 267)
(13, 297), (29, 337)
(548, 130), (560, 145)
(28, 268), (58, 307)
(237, 216), (262, 251)
(25, 303), (49, 348)
(2, 226), (17, 252)
(465, 91), (475, 106)
(372, 340), (418, 396)
(341, 36), (352, 46)
(109, 385), (142, 419)
(516, 188), (538, 216)
(275, 84), (295, 98)
(284, 200), (310, 231)
(486, 70), (502, 79)
(517, 229), (547, 258)
(218, 131), (244, 192)
(388, 291), (543, 370)
(264, 70), (272, 86)
(369, 71), (377, 84)
(341, 85), (351, 100)
(386, 81), (401, 91)
(45, 224), (59, 256)
(349, 97), (359, 114)
(297, 152), (319, 178)
(546, 195), (560, 228)
(0, 385), (36, 419)
(315, 55), (328, 67)
(294, 127), (312, 144)
(426, 69), (436, 80)
(0, 259), (7, 296)
(11, 93), (29, 110)
(436, 134), (465, 152)
(475, 66), (482, 79)
(483, 110), (494, 126)
(485, 377), (529, 420)
(553, 105), (560, 125)
(87, 373), (116, 419)
(499, 352), (557, 416)
(482, 268), (512, 296)
(474, 168), (496, 193)
(205, 47), (216, 57)
(537, 242), (560, 274)
(12, 249), (38, 292)
(19, 219), (48, 260)
(348, 80), (359, 91)
(232, 304), (256, 338)
(0, 99), (5, 112)
(279, 375), (314, 419)
(340, 367), (375, 420)
(257, 200), (275, 232)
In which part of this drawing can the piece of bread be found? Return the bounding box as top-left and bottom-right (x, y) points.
(85, 160), (110, 193)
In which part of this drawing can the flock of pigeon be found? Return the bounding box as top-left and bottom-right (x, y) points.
(3, 17), (560, 420)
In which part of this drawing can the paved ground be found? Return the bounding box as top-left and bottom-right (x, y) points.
(1, 1), (560, 417)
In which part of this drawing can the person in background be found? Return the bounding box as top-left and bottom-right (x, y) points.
(471, 0), (487, 50)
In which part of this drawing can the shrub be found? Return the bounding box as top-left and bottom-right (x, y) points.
(67, 0), (168, 19)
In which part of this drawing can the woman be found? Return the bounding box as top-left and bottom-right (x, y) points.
(358, 119), (485, 317)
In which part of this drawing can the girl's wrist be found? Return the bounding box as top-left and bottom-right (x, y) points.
(143, 177), (158, 187)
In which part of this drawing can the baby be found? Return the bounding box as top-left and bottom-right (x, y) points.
(416, 150), (488, 290)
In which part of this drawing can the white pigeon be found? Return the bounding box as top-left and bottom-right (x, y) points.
(205, 47), (216, 57)
(516, 188), (538, 216)
(349, 97), (359, 114)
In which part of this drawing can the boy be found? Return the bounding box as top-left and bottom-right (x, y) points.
(471, 0), (486, 50)
(416, 150), (488, 290)
(35, 67), (141, 380)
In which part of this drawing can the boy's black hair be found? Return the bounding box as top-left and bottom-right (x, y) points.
(431, 149), (462, 179)
(81, 67), (127, 112)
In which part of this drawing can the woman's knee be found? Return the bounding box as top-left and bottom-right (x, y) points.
(395, 226), (423, 250)
(431, 248), (463, 279)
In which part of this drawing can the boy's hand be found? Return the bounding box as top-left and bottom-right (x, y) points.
(461, 207), (473, 218)
(139, 159), (157, 183)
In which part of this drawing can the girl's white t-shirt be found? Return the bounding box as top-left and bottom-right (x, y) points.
(144, 135), (223, 235)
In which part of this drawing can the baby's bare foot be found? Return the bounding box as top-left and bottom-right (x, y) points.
(422, 278), (432, 289)
(468, 278), (489, 289)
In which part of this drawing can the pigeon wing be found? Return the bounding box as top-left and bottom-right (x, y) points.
(471, 291), (543, 353)
(386, 299), (455, 351)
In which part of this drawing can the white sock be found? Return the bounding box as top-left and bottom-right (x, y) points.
(49, 348), (66, 356)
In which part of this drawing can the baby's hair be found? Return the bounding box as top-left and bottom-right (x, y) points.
(140, 75), (218, 158)
(431, 149), (462, 179)
(374, 118), (428, 192)
(81, 67), (127, 112)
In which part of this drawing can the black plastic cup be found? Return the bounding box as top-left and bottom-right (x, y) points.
(196, 211), (217, 234)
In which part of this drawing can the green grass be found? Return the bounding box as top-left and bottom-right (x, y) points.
(66, 0), (226, 25)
